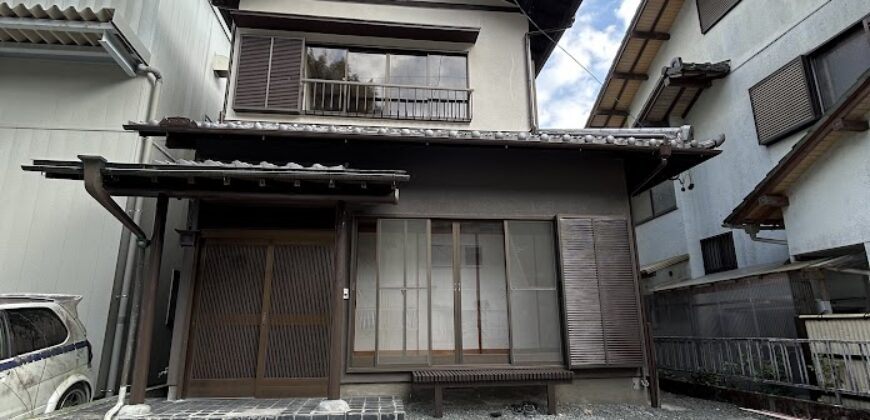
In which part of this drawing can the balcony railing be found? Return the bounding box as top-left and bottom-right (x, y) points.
(302, 79), (472, 122)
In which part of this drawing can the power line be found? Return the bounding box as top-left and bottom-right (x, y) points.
(512, 0), (645, 127)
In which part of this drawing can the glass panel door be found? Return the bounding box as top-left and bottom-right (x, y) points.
(506, 221), (563, 363)
(430, 221), (456, 364)
(376, 219), (429, 365)
(459, 222), (510, 364)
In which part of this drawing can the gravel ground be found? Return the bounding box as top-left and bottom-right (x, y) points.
(405, 389), (764, 420)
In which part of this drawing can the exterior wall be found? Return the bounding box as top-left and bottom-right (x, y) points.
(629, 0), (870, 277)
(226, 0), (533, 131)
(0, 0), (230, 386)
(781, 129), (870, 256)
(634, 201), (687, 267)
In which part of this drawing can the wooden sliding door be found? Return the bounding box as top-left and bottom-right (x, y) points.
(184, 232), (334, 397)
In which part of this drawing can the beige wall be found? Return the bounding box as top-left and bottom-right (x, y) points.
(227, 0), (533, 131)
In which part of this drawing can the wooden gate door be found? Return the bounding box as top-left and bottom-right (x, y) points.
(184, 233), (334, 398)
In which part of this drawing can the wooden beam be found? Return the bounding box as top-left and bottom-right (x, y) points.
(327, 202), (349, 400)
(613, 72), (649, 81)
(594, 109), (630, 117)
(665, 78), (712, 88)
(758, 194), (789, 208)
(130, 195), (169, 405)
(631, 30), (670, 41)
(832, 118), (869, 132)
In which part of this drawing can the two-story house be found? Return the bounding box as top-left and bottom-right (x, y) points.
(24, 0), (727, 416)
(1, 0), (230, 401)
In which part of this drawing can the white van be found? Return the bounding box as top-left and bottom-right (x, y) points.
(0, 294), (93, 418)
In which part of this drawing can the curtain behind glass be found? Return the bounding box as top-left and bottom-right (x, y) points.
(507, 221), (563, 363)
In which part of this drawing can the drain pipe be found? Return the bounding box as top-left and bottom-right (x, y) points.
(745, 225), (788, 246)
(103, 64), (163, 405)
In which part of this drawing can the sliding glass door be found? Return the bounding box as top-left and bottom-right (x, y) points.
(351, 218), (562, 369)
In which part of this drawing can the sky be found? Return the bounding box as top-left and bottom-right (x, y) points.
(536, 0), (641, 129)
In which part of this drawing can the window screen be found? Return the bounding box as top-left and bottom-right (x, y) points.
(7, 308), (68, 356)
(700, 232), (738, 274)
(749, 57), (820, 145)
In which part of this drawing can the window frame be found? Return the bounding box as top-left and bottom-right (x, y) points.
(304, 44), (470, 89)
(347, 215), (565, 373)
(631, 181), (678, 226)
(808, 19), (870, 112)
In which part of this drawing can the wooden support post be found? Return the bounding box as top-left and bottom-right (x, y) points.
(328, 202), (349, 400)
(129, 195), (169, 405)
(434, 385), (444, 418)
(547, 384), (557, 415)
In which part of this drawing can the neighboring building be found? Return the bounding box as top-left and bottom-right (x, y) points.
(22, 0), (728, 412)
(0, 0), (230, 398)
(588, 0), (870, 337)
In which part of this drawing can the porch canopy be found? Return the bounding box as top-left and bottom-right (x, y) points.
(125, 117), (724, 195)
(21, 155), (408, 406)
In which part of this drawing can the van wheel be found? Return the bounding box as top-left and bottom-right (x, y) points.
(57, 384), (89, 410)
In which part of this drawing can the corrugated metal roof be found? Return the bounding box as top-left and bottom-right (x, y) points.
(640, 254), (689, 275)
(0, 2), (149, 75)
(653, 254), (867, 293)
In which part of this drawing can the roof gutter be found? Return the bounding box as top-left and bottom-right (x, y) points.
(743, 224), (788, 246)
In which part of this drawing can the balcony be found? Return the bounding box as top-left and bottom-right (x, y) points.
(302, 79), (472, 123)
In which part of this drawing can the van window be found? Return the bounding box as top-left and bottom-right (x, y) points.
(7, 308), (68, 356)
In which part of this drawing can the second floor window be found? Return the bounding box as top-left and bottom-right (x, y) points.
(304, 47), (470, 121)
(631, 181), (677, 225)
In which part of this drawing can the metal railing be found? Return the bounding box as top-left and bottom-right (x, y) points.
(302, 79), (472, 122)
(655, 336), (870, 402)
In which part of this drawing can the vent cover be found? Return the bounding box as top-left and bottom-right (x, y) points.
(749, 57), (820, 145)
(697, 0), (742, 33)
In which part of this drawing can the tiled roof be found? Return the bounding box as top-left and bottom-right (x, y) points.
(126, 118), (726, 151)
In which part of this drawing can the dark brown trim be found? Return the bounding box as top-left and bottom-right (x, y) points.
(631, 30), (670, 40)
(324, 0), (519, 13)
(613, 72), (650, 81)
(130, 195), (170, 404)
(230, 10), (480, 44)
(328, 203), (349, 399)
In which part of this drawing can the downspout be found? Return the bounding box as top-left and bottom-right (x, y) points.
(103, 64), (163, 405)
(524, 33), (538, 132)
(631, 143), (672, 196)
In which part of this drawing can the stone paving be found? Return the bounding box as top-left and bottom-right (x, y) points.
(39, 396), (405, 420)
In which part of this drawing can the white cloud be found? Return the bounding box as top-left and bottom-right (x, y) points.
(535, 0), (642, 129)
(617, 0), (642, 27)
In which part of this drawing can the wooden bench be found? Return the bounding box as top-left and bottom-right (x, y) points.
(411, 368), (574, 418)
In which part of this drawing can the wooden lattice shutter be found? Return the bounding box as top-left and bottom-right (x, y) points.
(233, 35), (303, 112)
(696, 0), (742, 33)
(749, 56), (820, 145)
(557, 216), (643, 368)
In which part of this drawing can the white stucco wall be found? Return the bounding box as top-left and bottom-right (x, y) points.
(634, 195), (688, 267)
(228, 0), (533, 131)
(782, 129), (870, 256)
(630, 0), (870, 276)
(0, 0), (230, 382)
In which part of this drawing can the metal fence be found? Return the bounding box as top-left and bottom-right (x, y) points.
(655, 336), (870, 402)
(302, 78), (472, 122)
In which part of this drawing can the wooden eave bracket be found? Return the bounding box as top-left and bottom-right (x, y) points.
(832, 118), (869, 132)
(758, 194), (789, 208)
(631, 30), (670, 41)
(80, 155), (150, 244)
